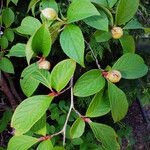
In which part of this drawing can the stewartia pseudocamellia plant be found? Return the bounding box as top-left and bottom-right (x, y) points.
(0, 0), (148, 149)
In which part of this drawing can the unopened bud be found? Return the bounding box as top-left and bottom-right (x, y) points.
(41, 8), (57, 20)
(39, 60), (51, 70)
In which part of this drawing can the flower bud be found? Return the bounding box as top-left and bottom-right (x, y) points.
(111, 27), (123, 39)
(105, 70), (122, 83)
(41, 8), (57, 20)
(39, 60), (51, 70)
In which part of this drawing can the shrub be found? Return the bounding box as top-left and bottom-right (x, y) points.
(0, 0), (149, 149)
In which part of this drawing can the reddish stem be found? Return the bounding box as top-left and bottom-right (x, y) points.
(102, 71), (108, 78)
(38, 135), (51, 142)
(48, 86), (71, 97)
(80, 116), (92, 123)
(38, 57), (45, 63)
(48, 92), (57, 97)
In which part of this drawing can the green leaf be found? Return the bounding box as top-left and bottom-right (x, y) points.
(11, 95), (53, 135)
(67, 0), (99, 23)
(0, 36), (8, 49)
(83, 10), (108, 31)
(21, 63), (39, 77)
(86, 90), (110, 118)
(40, 14), (53, 27)
(31, 114), (47, 136)
(112, 53), (148, 79)
(80, 143), (103, 149)
(74, 69), (105, 97)
(0, 15), (1, 25)
(94, 30), (112, 42)
(71, 138), (83, 145)
(60, 24), (85, 67)
(70, 118), (85, 139)
(20, 75), (39, 97)
(0, 57), (14, 74)
(0, 110), (12, 133)
(144, 28), (150, 34)
(91, 0), (108, 7)
(85, 51), (95, 63)
(7, 43), (26, 57)
(51, 59), (76, 92)
(0, 147), (5, 150)
(31, 4), (36, 17)
(52, 147), (66, 150)
(4, 28), (14, 42)
(90, 1), (114, 26)
(57, 114), (66, 125)
(7, 0), (11, 7)
(11, 0), (19, 5)
(32, 24), (52, 57)
(32, 69), (51, 89)
(20, 63), (39, 97)
(46, 124), (55, 134)
(139, 92), (150, 107)
(49, 22), (64, 44)
(89, 38), (108, 60)
(115, 0), (139, 25)
(119, 35), (135, 54)
(2, 8), (14, 28)
(17, 16), (41, 35)
(40, 0), (58, 13)
(108, 82), (128, 122)
(107, 0), (118, 8)
(26, 36), (34, 65)
(90, 122), (120, 150)
(28, 0), (40, 12)
(7, 135), (38, 150)
(37, 140), (53, 150)
(123, 18), (143, 29)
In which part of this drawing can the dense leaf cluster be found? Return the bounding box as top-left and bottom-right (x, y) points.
(0, 0), (149, 149)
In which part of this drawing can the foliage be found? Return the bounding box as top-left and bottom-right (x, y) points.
(0, 0), (149, 149)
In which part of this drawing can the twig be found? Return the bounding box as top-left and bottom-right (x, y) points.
(51, 130), (63, 138)
(57, 85), (71, 96)
(62, 76), (74, 145)
(0, 0), (3, 51)
(58, 25), (67, 33)
(0, 103), (10, 111)
(40, 77), (91, 144)
(48, 85), (71, 97)
(85, 40), (104, 71)
(72, 107), (92, 123)
(4, 73), (22, 102)
(0, 0), (3, 52)
(0, 73), (18, 110)
(72, 107), (82, 117)
(56, 17), (65, 23)
(46, 77), (74, 145)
